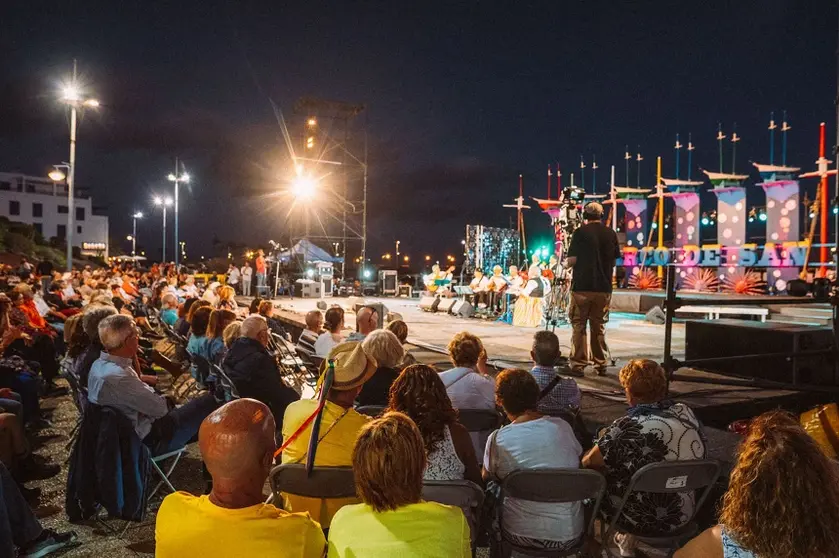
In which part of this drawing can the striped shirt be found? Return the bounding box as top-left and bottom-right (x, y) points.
(530, 365), (582, 414)
(296, 329), (319, 357)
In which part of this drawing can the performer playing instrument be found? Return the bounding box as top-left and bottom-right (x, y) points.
(506, 265), (524, 295)
(565, 202), (620, 376)
(469, 269), (490, 308)
(487, 265), (510, 312)
(423, 264), (456, 295)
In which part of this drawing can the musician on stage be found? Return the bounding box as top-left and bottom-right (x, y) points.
(506, 265), (524, 294)
(565, 202), (620, 377)
(469, 268), (490, 308)
(487, 265), (509, 312)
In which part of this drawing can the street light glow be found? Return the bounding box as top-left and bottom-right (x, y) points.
(83, 99), (100, 108)
(167, 173), (177, 181)
(48, 169), (66, 182)
(133, 212), (143, 219)
(153, 196), (163, 205)
(181, 172), (190, 183)
(61, 85), (81, 103)
(291, 175), (317, 200)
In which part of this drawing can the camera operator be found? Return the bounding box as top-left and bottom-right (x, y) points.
(565, 202), (620, 377)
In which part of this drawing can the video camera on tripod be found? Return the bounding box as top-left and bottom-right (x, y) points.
(558, 186), (585, 235)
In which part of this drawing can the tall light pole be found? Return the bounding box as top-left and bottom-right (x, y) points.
(153, 196), (173, 263)
(131, 212), (143, 258)
(58, 61), (99, 271)
(167, 159), (190, 269)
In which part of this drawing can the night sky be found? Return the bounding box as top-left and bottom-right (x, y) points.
(1, 1), (838, 266)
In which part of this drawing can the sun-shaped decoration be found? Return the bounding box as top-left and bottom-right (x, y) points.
(628, 268), (662, 290)
(681, 268), (720, 293)
(721, 269), (766, 295)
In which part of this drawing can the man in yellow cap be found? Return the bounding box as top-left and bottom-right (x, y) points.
(279, 341), (377, 529)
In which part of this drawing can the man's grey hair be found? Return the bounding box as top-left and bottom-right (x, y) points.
(83, 305), (118, 341)
(239, 315), (268, 340)
(361, 329), (405, 369)
(583, 201), (604, 219)
(161, 293), (178, 307)
(98, 314), (136, 351)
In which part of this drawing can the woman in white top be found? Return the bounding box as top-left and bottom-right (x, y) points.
(314, 306), (345, 357)
(484, 368), (584, 552)
(387, 364), (482, 485)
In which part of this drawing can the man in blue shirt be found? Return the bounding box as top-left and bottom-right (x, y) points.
(529, 331), (581, 415)
(88, 314), (217, 455)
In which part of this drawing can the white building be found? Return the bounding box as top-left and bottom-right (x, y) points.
(0, 171), (109, 258)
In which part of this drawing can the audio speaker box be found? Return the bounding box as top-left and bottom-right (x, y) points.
(685, 319), (836, 386)
(451, 300), (474, 318)
(437, 298), (457, 313)
(419, 296), (441, 312)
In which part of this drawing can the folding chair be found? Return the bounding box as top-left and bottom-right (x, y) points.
(356, 405), (385, 417)
(601, 460), (722, 558)
(423, 479), (485, 555)
(492, 469), (606, 557)
(458, 408), (503, 457)
(60, 358), (87, 453)
(267, 463), (356, 506)
(212, 363), (240, 402)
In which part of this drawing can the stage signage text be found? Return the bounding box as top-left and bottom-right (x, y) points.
(621, 241), (809, 268)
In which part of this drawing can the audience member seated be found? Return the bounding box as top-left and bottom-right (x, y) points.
(248, 297), (262, 315)
(484, 368), (583, 551)
(529, 330), (581, 416)
(387, 364), (481, 484)
(221, 321), (240, 351)
(346, 305), (378, 342)
(258, 300), (285, 337)
(0, 295), (45, 426)
(583, 359), (706, 557)
(356, 330), (405, 407)
(314, 307), (345, 357)
(0, 461), (78, 557)
(8, 287), (61, 388)
(77, 305), (118, 389)
(386, 319), (417, 368)
(87, 315), (217, 456)
(0, 407), (59, 483)
(215, 285), (237, 312)
(159, 293), (179, 326)
(281, 342), (374, 528)
(296, 310), (322, 359)
(173, 298), (199, 337)
(186, 306), (212, 357)
(155, 399), (325, 558)
(327, 412), (471, 557)
(203, 282), (221, 306)
(439, 332), (495, 410)
(675, 410), (839, 558)
(205, 309), (236, 364)
(222, 316), (299, 433)
(178, 299), (211, 339)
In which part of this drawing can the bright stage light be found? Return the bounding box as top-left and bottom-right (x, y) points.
(306, 269), (315, 278)
(758, 213), (767, 222)
(363, 269), (372, 279)
(292, 175), (317, 200)
(61, 85), (81, 103)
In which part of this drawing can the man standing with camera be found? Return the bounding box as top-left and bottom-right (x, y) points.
(565, 202), (620, 376)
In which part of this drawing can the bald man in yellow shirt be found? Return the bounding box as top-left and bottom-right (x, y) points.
(155, 399), (325, 558)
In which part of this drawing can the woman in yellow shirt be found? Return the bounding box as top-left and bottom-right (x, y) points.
(327, 412), (471, 557)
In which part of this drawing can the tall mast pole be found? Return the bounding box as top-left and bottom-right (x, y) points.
(610, 165), (617, 231)
(769, 112), (776, 165)
(657, 156), (664, 278)
(717, 123), (726, 173)
(556, 164), (561, 199)
(687, 133), (695, 180)
(174, 157), (180, 268)
(782, 111), (790, 166)
(636, 148), (643, 188)
(674, 134), (682, 180)
(66, 60), (78, 271)
(592, 155), (598, 194)
(624, 146), (631, 185)
(580, 156), (586, 191)
(547, 165), (551, 199)
(819, 122), (829, 275)
(731, 123), (740, 175)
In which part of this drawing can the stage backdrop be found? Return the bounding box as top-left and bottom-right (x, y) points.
(464, 225), (520, 275)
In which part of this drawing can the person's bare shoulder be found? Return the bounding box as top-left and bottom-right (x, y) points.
(673, 525), (723, 558)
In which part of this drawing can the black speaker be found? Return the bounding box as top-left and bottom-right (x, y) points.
(685, 319), (836, 386)
(451, 300), (474, 318)
(787, 279), (810, 297)
(813, 278), (831, 302)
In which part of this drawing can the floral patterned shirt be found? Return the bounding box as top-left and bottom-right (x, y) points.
(596, 401), (706, 535)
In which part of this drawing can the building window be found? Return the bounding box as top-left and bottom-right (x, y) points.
(57, 224), (66, 239)
(32, 203), (42, 218)
(58, 205), (68, 214)
(9, 201), (19, 216)
(77, 225), (82, 234)
(25, 183), (35, 193)
(0, 182), (10, 191)
(76, 207), (85, 221)
(33, 223), (42, 235)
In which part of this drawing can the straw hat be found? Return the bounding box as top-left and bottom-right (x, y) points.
(327, 341), (377, 391)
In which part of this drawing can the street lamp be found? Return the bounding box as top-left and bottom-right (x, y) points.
(167, 159), (190, 268)
(57, 61), (99, 271)
(153, 196), (173, 263)
(131, 212), (143, 257)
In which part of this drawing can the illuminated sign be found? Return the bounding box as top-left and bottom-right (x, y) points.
(82, 242), (106, 252)
(622, 241), (809, 268)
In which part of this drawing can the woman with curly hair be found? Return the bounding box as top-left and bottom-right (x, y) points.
(675, 410), (839, 558)
(583, 359), (705, 557)
(386, 364), (481, 485)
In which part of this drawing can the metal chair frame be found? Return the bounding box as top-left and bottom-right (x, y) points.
(423, 479), (486, 556)
(601, 459), (722, 558)
(267, 463), (356, 507)
(493, 468), (606, 558)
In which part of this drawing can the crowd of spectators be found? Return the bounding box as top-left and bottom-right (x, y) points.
(3, 257), (839, 557)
